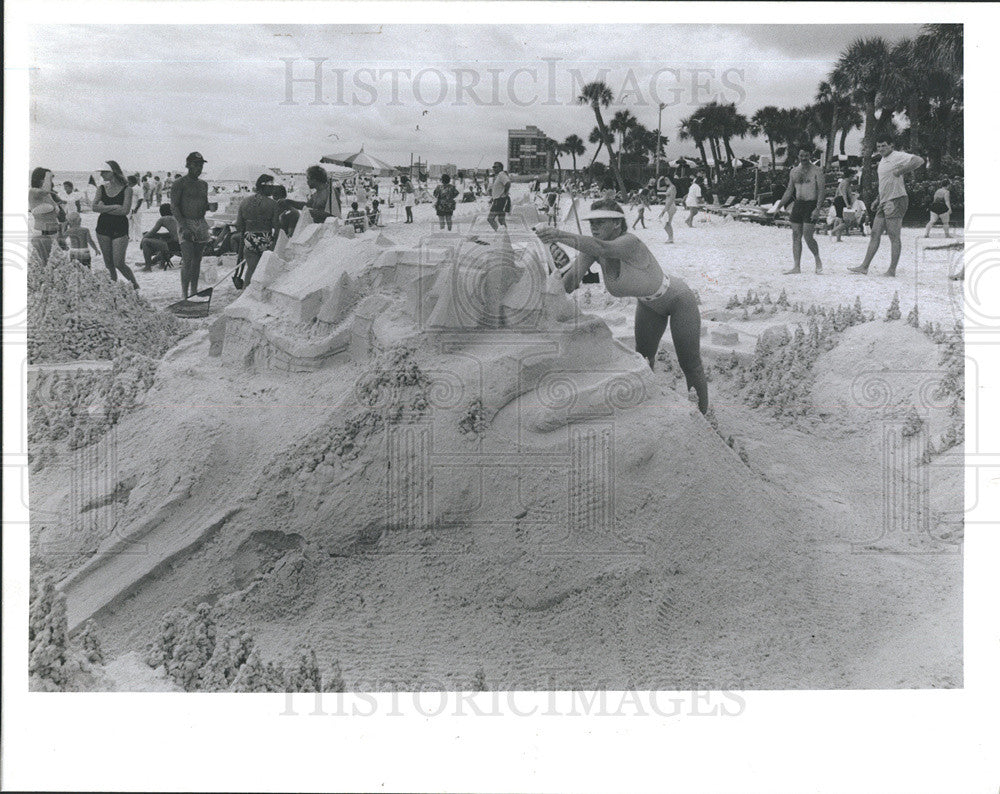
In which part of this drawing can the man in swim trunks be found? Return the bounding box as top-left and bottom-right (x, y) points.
(536, 199), (708, 414)
(849, 134), (925, 276)
(170, 151), (217, 298)
(487, 161), (511, 230)
(773, 146), (824, 274)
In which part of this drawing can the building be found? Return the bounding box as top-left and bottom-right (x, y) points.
(508, 126), (550, 174)
(427, 163), (458, 179)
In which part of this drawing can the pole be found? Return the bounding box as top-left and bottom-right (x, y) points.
(656, 102), (665, 183)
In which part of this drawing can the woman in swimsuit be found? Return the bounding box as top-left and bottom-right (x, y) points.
(536, 198), (708, 414)
(657, 175), (678, 243)
(235, 174), (280, 287)
(29, 167), (64, 262)
(93, 160), (140, 288)
(924, 178), (953, 238)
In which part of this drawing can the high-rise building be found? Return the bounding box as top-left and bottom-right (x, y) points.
(508, 125), (549, 174)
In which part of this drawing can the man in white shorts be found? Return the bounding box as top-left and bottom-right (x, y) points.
(487, 161), (511, 230)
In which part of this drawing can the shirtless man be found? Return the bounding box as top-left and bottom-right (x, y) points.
(773, 147), (824, 274)
(170, 152), (217, 298)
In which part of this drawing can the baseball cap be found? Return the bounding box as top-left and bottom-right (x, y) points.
(186, 151), (207, 163)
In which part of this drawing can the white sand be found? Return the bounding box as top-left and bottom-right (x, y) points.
(35, 185), (963, 690)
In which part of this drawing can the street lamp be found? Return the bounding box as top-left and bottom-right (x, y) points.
(655, 102), (666, 181)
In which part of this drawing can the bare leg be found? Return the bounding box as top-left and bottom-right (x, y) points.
(180, 238), (203, 298)
(487, 212), (498, 231)
(884, 216), (903, 275)
(924, 214), (935, 237)
(664, 207), (676, 242)
(140, 237), (168, 270)
(803, 223), (822, 272)
(784, 223), (803, 274)
(941, 212), (951, 237)
(634, 300), (669, 368)
(97, 234), (117, 280)
(850, 213), (885, 273)
(243, 249), (263, 287)
(668, 298), (709, 414)
(112, 235), (139, 288)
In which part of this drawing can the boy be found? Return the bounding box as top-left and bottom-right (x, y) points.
(63, 212), (100, 267)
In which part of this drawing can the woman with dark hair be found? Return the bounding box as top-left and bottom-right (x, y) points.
(284, 165), (340, 224)
(433, 173), (459, 230)
(925, 178), (953, 238)
(93, 160), (140, 288)
(29, 167), (64, 261)
(536, 198), (708, 413)
(235, 174), (280, 287)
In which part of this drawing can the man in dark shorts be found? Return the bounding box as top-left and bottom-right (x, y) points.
(486, 161), (511, 231)
(170, 151), (217, 299)
(772, 147), (824, 274)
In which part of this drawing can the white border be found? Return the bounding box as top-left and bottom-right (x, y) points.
(4, 4), (998, 792)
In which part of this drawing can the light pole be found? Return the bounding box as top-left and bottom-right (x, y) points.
(655, 102), (666, 182)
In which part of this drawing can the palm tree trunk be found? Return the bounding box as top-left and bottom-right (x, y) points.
(594, 109), (625, 194)
(723, 137), (736, 165)
(696, 139), (709, 167)
(839, 127), (848, 155)
(826, 106), (838, 166)
(859, 104), (878, 202)
(768, 136), (776, 164)
(587, 138), (604, 168)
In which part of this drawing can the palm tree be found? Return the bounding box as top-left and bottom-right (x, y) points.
(835, 36), (896, 197)
(716, 102), (751, 165)
(678, 115), (710, 169)
(750, 105), (784, 164)
(562, 134), (586, 177)
(577, 82), (625, 193)
(546, 139), (564, 188)
(610, 109), (639, 176)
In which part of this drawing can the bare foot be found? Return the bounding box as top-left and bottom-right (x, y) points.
(880, 270), (897, 277)
(815, 267), (824, 274)
(848, 266), (868, 274)
(782, 268), (802, 275)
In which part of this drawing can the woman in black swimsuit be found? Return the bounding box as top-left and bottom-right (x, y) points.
(93, 160), (139, 288)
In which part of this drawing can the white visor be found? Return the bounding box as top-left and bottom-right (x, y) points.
(581, 209), (626, 221)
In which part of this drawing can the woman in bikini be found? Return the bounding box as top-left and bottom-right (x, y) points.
(93, 160), (140, 288)
(657, 174), (678, 243)
(536, 198), (708, 414)
(235, 174), (281, 287)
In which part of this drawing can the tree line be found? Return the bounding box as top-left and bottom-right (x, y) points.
(540, 24), (961, 201)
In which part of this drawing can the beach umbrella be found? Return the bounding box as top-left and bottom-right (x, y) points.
(321, 148), (396, 174)
(323, 164), (357, 180)
(210, 163), (280, 183)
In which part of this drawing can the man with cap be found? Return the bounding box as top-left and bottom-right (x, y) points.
(170, 152), (217, 299)
(536, 199), (708, 414)
(486, 161), (511, 231)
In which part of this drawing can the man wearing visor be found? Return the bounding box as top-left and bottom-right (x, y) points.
(536, 199), (708, 414)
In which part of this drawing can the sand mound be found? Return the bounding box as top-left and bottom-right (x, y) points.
(27, 245), (182, 364)
(35, 220), (961, 691)
(811, 321), (952, 428)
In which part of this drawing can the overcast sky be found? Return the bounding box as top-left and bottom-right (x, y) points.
(29, 23), (926, 174)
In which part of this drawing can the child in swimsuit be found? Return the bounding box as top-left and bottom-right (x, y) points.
(63, 212), (100, 267)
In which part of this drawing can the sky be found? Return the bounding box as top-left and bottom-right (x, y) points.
(28, 23), (927, 174)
